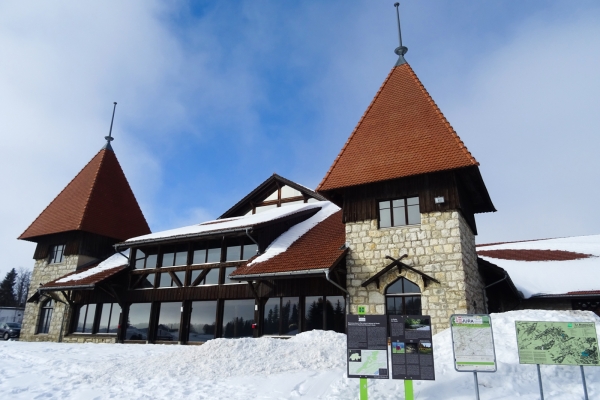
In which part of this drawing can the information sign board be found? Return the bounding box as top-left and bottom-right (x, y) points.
(515, 321), (600, 366)
(450, 314), (497, 372)
(389, 315), (435, 380)
(347, 315), (389, 379)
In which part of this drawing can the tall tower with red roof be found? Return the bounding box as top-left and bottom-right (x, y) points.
(18, 126), (151, 341)
(317, 8), (495, 332)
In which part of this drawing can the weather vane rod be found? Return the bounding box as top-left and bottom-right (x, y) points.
(105, 102), (117, 145)
(394, 2), (408, 62)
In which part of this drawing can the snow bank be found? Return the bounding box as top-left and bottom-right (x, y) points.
(55, 249), (130, 283)
(0, 310), (598, 399)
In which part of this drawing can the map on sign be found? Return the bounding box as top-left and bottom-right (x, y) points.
(515, 321), (600, 366)
(347, 350), (389, 377)
(450, 314), (496, 372)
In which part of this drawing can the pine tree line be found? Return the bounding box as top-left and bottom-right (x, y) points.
(0, 267), (31, 307)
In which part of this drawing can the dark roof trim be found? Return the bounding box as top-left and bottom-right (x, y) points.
(219, 173), (326, 219)
(230, 267), (330, 280)
(39, 284), (96, 292)
(117, 206), (320, 250)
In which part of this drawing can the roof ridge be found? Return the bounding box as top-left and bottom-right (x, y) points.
(316, 66), (396, 192)
(18, 149), (104, 239)
(405, 63), (478, 166)
(76, 149), (107, 230)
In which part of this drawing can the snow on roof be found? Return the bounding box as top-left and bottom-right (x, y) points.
(478, 234), (600, 298)
(247, 202), (340, 266)
(124, 202), (324, 245)
(55, 249), (130, 284)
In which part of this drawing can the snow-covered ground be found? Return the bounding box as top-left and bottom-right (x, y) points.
(1, 310), (598, 399)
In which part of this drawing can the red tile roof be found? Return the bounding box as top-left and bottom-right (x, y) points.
(477, 249), (593, 262)
(566, 291), (600, 296)
(41, 263), (127, 290)
(318, 63), (478, 192)
(19, 148), (151, 242)
(231, 211), (346, 277)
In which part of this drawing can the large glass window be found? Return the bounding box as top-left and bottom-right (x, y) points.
(74, 304), (96, 333)
(325, 296), (345, 333)
(38, 299), (53, 334)
(98, 303), (121, 334)
(190, 268), (220, 286)
(242, 243), (258, 260)
(305, 296), (324, 331)
(188, 301), (217, 342)
(161, 245), (188, 267)
(226, 244), (242, 262)
(156, 302), (181, 341)
(264, 297), (299, 336)
(222, 299), (255, 338)
(378, 197), (420, 228)
(126, 303), (151, 340)
(207, 241), (221, 263)
(48, 244), (65, 264)
(385, 277), (422, 315)
(223, 267), (239, 284)
(134, 247), (158, 269)
(158, 271), (185, 288)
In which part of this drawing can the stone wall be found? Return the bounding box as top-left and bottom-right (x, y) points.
(346, 211), (486, 334)
(20, 255), (79, 342)
(62, 335), (117, 344)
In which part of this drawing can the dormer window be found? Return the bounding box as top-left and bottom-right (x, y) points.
(378, 197), (420, 228)
(48, 244), (65, 264)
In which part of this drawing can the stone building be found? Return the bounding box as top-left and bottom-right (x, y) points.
(316, 47), (496, 333)
(18, 142), (151, 342)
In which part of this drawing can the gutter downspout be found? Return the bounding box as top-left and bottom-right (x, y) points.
(245, 228), (261, 254)
(482, 272), (508, 314)
(325, 268), (348, 295)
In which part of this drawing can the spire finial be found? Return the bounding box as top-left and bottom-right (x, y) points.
(393, 3), (408, 66)
(103, 102), (117, 150)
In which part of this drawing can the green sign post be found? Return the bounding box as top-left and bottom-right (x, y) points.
(358, 305), (367, 400)
(515, 321), (599, 400)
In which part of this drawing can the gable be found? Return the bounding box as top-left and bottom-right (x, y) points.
(219, 173), (326, 219)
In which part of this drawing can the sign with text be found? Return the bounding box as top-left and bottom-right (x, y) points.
(450, 314), (497, 372)
(389, 315), (435, 380)
(347, 315), (389, 379)
(515, 321), (600, 366)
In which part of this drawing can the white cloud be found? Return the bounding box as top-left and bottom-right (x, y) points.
(443, 9), (600, 243)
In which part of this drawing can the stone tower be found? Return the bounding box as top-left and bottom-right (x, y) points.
(18, 140), (151, 342)
(317, 43), (495, 333)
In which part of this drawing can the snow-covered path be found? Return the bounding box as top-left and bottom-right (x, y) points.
(1, 310), (598, 399)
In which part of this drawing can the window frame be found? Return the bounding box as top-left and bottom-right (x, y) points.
(37, 299), (54, 334)
(48, 244), (66, 264)
(385, 277), (422, 316)
(72, 302), (121, 335)
(378, 196), (420, 229)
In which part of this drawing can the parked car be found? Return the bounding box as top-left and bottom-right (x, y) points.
(1, 322), (21, 340)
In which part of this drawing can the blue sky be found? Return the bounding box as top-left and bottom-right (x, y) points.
(1, 1), (599, 277)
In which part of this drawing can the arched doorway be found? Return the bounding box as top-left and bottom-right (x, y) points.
(385, 277), (421, 315)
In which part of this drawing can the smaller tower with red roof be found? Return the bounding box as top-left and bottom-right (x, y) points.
(18, 106), (151, 342)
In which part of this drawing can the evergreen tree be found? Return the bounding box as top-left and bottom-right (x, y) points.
(0, 268), (17, 306)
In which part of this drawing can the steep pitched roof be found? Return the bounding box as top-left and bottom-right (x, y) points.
(318, 63), (478, 192)
(19, 147), (151, 242)
(231, 210), (346, 278)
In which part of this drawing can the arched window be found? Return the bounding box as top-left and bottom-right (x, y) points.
(38, 299), (54, 334)
(385, 277), (421, 315)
